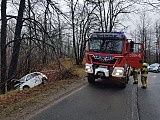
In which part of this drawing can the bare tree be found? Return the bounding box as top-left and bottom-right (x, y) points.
(87, 0), (137, 32)
(7, 0), (25, 91)
(137, 10), (151, 62)
(155, 21), (160, 63)
(142, 0), (160, 10)
(0, 0), (7, 94)
(68, 0), (99, 65)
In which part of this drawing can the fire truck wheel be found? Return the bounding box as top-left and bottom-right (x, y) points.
(88, 73), (95, 83)
(126, 76), (129, 84)
(120, 83), (126, 88)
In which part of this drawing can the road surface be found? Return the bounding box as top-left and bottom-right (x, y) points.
(28, 72), (160, 120)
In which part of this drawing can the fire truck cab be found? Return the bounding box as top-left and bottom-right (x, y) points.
(85, 32), (144, 88)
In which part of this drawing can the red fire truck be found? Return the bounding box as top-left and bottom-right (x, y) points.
(85, 32), (144, 88)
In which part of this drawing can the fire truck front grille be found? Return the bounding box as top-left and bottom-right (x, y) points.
(92, 57), (117, 64)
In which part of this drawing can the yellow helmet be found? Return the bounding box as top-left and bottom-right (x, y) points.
(142, 62), (148, 67)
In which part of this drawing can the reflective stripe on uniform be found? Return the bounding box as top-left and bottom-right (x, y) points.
(133, 68), (139, 73)
(134, 79), (138, 82)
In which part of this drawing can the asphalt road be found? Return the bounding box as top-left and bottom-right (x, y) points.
(138, 72), (160, 120)
(29, 72), (160, 120)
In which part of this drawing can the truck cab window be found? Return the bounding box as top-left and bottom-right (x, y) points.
(90, 39), (123, 54)
(133, 44), (142, 53)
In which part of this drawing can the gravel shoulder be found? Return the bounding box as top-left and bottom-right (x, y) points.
(0, 77), (87, 120)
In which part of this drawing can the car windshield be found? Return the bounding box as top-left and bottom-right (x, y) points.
(89, 38), (124, 54)
(26, 73), (41, 81)
(19, 76), (26, 82)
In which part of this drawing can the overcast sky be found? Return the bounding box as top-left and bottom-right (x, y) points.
(125, 0), (160, 38)
(5, 0), (160, 39)
(77, 0), (160, 38)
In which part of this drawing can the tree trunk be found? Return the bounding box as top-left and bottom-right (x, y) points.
(71, 0), (78, 65)
(26, 0), (32, 74)
(98, 0), (104, 32)
(0, 0), (7, 94)
(7, 0), (25, 91)
(42, 1), (49, 65)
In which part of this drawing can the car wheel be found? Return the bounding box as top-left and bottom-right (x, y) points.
(88, 73), (95, 83)
(23, 86), (30, 90)
(120, 83), (126, 88)
(42, 78), (48, 84)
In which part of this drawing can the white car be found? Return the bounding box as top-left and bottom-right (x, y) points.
(148, 63), (160, 72)
(14, 72), (48, 90)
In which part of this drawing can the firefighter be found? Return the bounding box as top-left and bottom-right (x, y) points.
(133, 67), (139, 84)
(141, 62), (149, 89)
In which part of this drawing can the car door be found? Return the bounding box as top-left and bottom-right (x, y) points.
(127, 43), (144, 68)
(26, 73), (40, 88)
(34, 73), (42, 86)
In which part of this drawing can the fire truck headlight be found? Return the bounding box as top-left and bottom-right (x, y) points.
(112, 67), (124, 77)
(85, 64), (93, 73)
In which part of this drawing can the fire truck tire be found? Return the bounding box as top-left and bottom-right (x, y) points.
(126, 76), (129, 84)
(120, 83), (126, 88)
(88, 73), (95, 83)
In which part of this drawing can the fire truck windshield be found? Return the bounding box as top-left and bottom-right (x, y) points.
(89, 39), (124, 54)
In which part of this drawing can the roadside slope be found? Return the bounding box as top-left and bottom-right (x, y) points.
(0, 77), (87, 120)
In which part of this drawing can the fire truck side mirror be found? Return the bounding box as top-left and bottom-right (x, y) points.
(139, 60), (143, 63)
(130, 41), (134, 52)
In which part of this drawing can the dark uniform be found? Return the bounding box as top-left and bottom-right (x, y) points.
(141, 63), (149, 88)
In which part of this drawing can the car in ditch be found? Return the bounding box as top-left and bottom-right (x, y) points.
(14, 72), (48, 90)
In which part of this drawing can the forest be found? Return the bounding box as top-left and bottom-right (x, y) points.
(0, 0), (160, 94)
